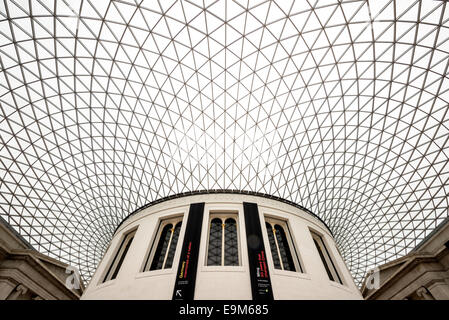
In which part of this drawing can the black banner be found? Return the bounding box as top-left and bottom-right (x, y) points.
(243, 202), (274, 300)
(172, 202), (205, 300)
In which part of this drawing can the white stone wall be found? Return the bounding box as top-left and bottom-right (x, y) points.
(81, 193), (363, 300)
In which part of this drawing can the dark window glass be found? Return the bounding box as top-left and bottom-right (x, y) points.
(313, 238), (335, 281)
(207, 218), (222, 266)
(111, 236), (133, 279)
(103, 230), (135, 282)
(266, 222), (281, 269)
(311, 232), (343, 284)
(274, 224), (296, 272)
(165, 222), (182, 268)
(265, 219), (302, 272)
(224, 218), (239, 266)
(150, 224), (173, 270)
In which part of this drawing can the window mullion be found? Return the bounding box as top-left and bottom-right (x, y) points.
(221, 219), (225, 266)
(272, 225), (284, 270)
(162, 225), (175, 269)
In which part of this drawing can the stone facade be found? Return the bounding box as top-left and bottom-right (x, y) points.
(0, 216), (83, 300)
(362, 217), (449, 300)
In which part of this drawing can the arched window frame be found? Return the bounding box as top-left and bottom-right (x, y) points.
(264, 217), (303, 273)
(102, 227), (137, 283)
(206, 213), (241, 267)
(310, 230), (343, 285)
(143, 216), (183, 272)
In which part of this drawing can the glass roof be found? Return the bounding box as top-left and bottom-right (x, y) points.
(0, 0), (448, 286)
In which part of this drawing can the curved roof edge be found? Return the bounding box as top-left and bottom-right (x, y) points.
(114, 189), (332, 236)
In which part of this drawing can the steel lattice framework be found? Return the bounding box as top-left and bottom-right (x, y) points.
(1, 0), (449, 286)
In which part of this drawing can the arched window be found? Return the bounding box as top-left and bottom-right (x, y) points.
(103, 228), (137, 282)
(143, 217), (183, 271)
(265, 218), (302, 272)
(164, 221), (182, 269)
(207, 214), (240, 266)
(207, 218), (222, 266)
(311, 231), (343, 284)
(224, 218), (239, 266)
(150, 223), (173, 270)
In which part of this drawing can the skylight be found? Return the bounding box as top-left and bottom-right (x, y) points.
(0, 0), (448, 286)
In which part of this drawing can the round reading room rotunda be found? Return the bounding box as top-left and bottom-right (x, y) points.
(81, 191), (362, 300)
